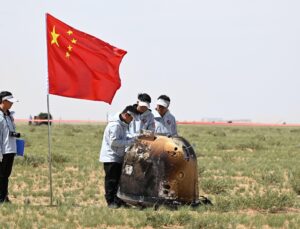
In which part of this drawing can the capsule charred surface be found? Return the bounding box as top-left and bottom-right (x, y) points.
(117, 134), (199, 207)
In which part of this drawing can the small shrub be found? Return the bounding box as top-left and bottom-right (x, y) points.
(64, 130), (75, 136)
(260, 170), (283, 185)
(29, 127), (36, 132)
(252, 191), (295, 210)
(214, 196), (233, 212)
(208, 130), (226, 137)
(14, 155), (46, 167)
(216, 143), (231, 150)
(176, 211), (194, 225)
(52, 153), (69, 164)
(253, 134), (266, 141)
(146, 212), (173, 228)
(222, 153), (235, 162)
(289, 170), (300, 195)
(236, 141), (264, 150)
(201, 178), (230, 194)
(290, 129), (300, 133)
(229, 128), (241, 133)
(94, 130), (103, 138)
(188, 133), (199, 138)
(198, 166), (205, 175)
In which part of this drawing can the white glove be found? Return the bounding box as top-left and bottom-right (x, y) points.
(0, 153), (3, 162)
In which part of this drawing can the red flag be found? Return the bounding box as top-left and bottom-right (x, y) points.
(46, 13), (127, 103)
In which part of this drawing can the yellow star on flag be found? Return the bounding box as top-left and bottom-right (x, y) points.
(46, 13), (127, 103)
(51, 26), (60, 47)
(67, 30), (73, 36)
(71, 38), (77, 44)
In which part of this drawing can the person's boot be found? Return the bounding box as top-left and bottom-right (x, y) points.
(107, 201), (120, 209)
(0, 179), (5, 203)
(4, 196), (11, 203)
(0, 193), (5, 203)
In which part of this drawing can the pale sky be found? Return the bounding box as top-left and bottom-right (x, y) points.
(1, 0), (300, 123)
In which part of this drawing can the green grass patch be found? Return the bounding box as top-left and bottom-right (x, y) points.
(0, 124), (298, 228)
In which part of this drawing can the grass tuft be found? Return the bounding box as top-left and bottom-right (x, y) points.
(289, 169), (300, 195)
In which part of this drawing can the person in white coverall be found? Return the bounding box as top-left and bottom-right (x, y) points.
(99, 105), (138, 208)
(128, 93), (155, 137)
(154, 95), (177, 136)
(0, 91), (19, 203)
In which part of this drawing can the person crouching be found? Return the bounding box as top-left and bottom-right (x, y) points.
(99, 105), (138, 208)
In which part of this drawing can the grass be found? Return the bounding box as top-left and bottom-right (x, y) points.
(0, 123), (299, 228)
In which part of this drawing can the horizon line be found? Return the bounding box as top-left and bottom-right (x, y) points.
(15, 119), (300, 127)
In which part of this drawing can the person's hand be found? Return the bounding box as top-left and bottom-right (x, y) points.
(0, 154), (3, 163)
(128, 137), (137, 145)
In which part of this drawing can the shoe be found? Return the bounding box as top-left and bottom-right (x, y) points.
(0, 197), (11, 204)
(114, 197), (130, 208)
(108, 203), (120, 209)
(4, 196), (11, 203)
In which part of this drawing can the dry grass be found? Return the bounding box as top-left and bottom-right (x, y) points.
(0, 124), (299, 228)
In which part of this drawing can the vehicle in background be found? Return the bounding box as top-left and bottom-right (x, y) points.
(32, 112), (53, 125)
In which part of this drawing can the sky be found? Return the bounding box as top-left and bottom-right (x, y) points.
(1, 0), (300, 123)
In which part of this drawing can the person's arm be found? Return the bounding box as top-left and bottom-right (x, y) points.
(0, 120), (4, 162)
(127, 121), (139, 137)
(147, 114), (155, 131)
(171, 115), (178, 136)
(109, 125), (135, 147)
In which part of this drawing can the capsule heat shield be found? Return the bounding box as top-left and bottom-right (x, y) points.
(117, 134), (199, 206)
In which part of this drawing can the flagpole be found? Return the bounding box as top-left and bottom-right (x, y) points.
(46, 13), (53, 206)
(47, 94), (53, 205)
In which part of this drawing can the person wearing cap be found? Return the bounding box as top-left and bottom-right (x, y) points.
(99, 105), (138, 208)
(0, 91), (19, 203)
(128, 93), (155, 136)
(154, 95), (177, 136)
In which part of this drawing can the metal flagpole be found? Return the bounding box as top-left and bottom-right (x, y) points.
(47, 94), (53, 205)
(45, 13), (53, 206)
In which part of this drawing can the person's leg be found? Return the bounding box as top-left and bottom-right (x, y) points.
(0, 153), (15, 202)
(0, 176), (6, 202)
(103, 162), (122, 206)
(112, 163), (123, 204)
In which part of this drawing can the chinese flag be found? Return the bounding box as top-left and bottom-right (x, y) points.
(46, 13), (127, 103)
